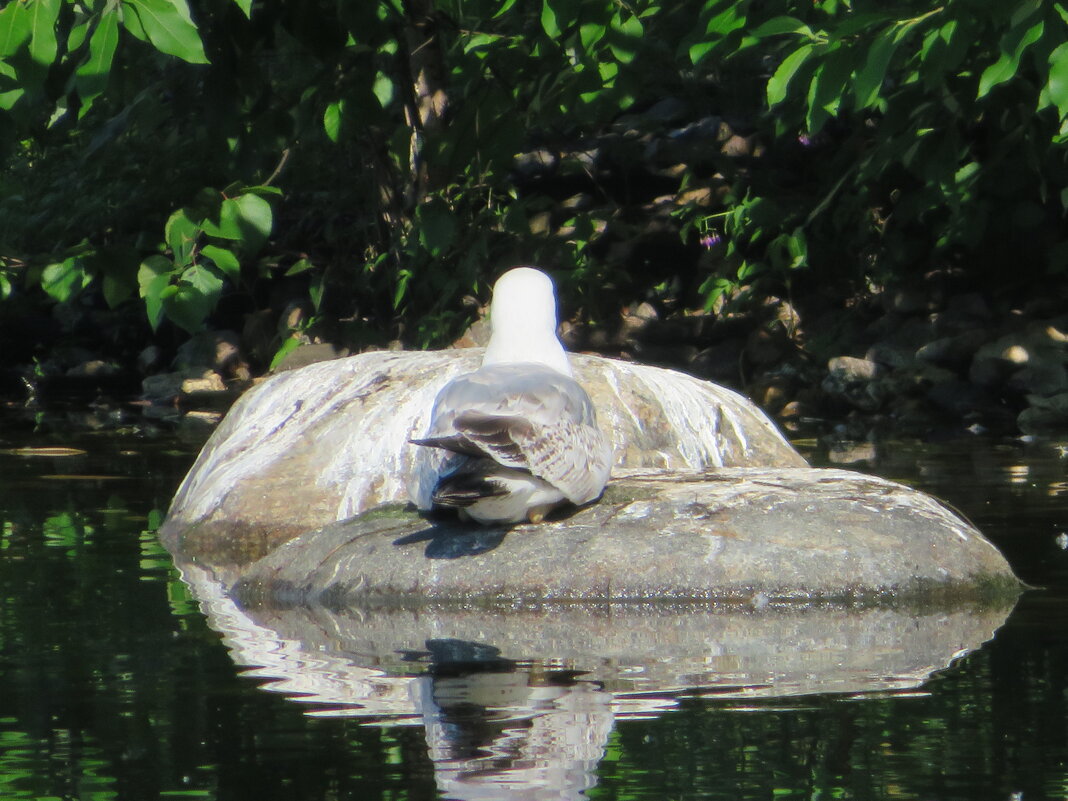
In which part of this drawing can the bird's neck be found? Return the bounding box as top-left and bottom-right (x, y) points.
(482, 329), (573, 376)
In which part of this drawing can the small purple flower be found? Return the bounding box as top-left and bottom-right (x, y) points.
(798, 133), (812, 147)
(700, 232), (722, 249)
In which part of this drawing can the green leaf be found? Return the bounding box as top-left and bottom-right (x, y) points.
(0, 1), (33, 58)
(27, 0), (60, 67)
(102, 272), (134, 308)
(201, 193), (273, 251)
(137, 255), (175, 331)
(540, 0), (560, 39)
(415, 200), (457, 256)
(977, 17), (1043, 98)
(121, 0), (209, 64)
(580, 22), (605, 50)
(41, 257), (90, 303)
(1047, 42), (1068, 121)
(372, 71), (394, 108)
(167, 263), (224, 333)
(284, 258), (315, 276)
(0, 59), (23, 110)
(689, 39), (716, 65)
(854, 27), (897, 110)
(609, 12), (643, 64)
(308, 273), (324, 312)
(165, 209), (200, 266)
(232, 0), (252, 19)
(74, 9), (120, 113)
(323, 99), (344, 143)
(200, 244), (240, 283)
(767, 43), (813, 106)
(750, 16), (814, 39)
(493, 0), (519, 19)
(393, 268), (412, 310)
(806, 43), (853, 134)
(704, 4), (742, 37)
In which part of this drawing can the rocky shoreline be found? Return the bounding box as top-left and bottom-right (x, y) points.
(6, 273), (1068, 442)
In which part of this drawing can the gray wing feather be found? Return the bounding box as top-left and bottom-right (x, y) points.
(420, 363), (612, 504)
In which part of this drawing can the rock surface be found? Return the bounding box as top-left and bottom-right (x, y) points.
(170, 467), (1019, 607)
(160, 349), (806, 551)
(161, 349), (1019, 607)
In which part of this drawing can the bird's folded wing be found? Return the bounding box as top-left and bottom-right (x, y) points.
(446, 409), (610, 505)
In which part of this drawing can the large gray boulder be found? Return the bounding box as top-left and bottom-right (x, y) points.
(161, 349), (1020, 605)
(161, 349), (804, 552)
(216, 468), (1017, 606)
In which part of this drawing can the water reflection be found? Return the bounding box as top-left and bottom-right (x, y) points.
(179, 561), (1015, 800)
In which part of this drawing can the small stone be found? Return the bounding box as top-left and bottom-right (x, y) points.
(822, 357), (885, 411)
(66, 360), (119, 377)
(881, 287), (929, 315)
(1008, 361), (1068, 397)
(273, 343), (348, 373)
(720, 134), (754, 158)
(180, 373), (226, 394)
(865, 341), (914, 369)
(528, 211), (552, 236)
(138, 346), (163, 374)
(676, 187), (715, 208)
(513, 148), (558, 178)
(827, 441), (876, 465)
(915, 330), (990, 371)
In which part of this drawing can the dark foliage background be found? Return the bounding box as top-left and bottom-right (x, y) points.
(1, 0), (1066, 373)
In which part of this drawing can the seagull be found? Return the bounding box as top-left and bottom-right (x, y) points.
(410, 267), (612, 525)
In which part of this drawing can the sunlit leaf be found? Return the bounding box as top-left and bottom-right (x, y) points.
(232, 0), (252, 19)
(165, 209), (200, 266)
(977, 17), (1043, 98)
(0, 1), (33, 58)
(540, 0), (560, 39)
(372, 71), (393, 108)
(750, 16), (814, 39)
(308, 272), (324, 312)
(75, 10), (120, 113)
(284, 258), (315, 276)
(200, 244), (240, 283)
(28, 0), (60, 67)
(609, 12), (643, 64)
(202, 193), (273, 251)
(493, 0), (519, 19)
(1047, 42), (1068, 121)
(41, 257), (90, 303)
(806, 43), (853, 133)
(323, 99), (344, 143)
(138, 255), (175, 331)
(767, 43), (814, 106)
(854, 27), (897, 110)
(167, 263), (225, 333)
(121, 0), (209, 64)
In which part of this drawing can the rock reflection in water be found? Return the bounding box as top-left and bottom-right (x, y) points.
(179, 563), (1014, 800)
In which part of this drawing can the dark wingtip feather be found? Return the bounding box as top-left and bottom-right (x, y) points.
(431, 472), (508, 508)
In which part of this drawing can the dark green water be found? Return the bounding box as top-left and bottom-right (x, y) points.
(2, 407), (1067, 800)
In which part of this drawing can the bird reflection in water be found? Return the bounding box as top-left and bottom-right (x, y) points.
(405, 639), (614, 801)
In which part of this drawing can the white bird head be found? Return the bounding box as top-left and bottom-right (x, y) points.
(482, 267), (573, 376)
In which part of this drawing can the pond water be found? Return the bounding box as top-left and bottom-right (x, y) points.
(2, 404), (1067, 801)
